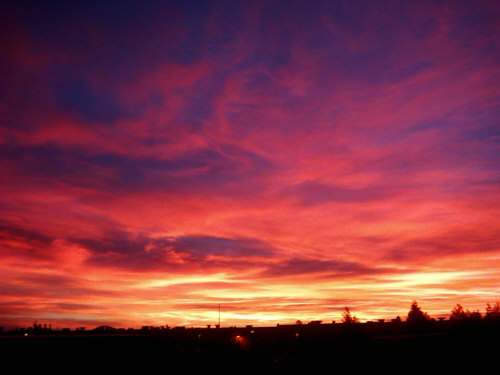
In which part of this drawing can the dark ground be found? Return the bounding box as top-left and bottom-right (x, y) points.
(1, 322), (499, 373)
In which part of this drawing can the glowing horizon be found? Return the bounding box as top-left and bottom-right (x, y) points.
(1, 1), (500, 330)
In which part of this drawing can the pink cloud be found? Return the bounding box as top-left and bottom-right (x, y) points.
(1, 1), (500, 329)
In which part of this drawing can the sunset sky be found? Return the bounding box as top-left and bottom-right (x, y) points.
(1, 0), (500, 329)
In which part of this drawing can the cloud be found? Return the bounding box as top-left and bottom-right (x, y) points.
(0, 141), (275, 196)
(1, 0), (500, 328)
(282, 180), (401, 206)
(0, 223), (56, 263)
(259, 257), (391, 279)
(385, 226), (500, 263)
(165, 235), (277, 258)
(67, 231), (279, 272)
(54, 80), (141, 124)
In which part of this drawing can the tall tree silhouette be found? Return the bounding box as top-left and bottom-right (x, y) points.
(407, 301), (430, 325)
(485, 302), (500, 319)
(451, 304), (482, 321)
(450, 304), (467, 320)
(341, 307), (359, 324)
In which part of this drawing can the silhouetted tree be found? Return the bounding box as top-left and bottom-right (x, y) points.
(468, 310), (482, 320)
(451, 304), (482, 321)
(341, 307), (359, 324)
(295, 320), (302, 325)
(485, 302), (500, 319)
(407, 301), (430, 326)
(450, 304), (467, 320)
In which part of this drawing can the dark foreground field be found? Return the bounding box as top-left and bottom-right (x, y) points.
(1, 323), (499, 373)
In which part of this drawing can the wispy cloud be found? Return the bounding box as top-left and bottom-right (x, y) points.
(1, 0), (500, 328)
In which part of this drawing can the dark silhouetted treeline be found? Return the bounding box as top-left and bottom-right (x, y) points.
(1, 301), (499, 373)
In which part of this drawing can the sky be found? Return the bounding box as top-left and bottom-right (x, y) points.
(1, 0), (500, 329)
